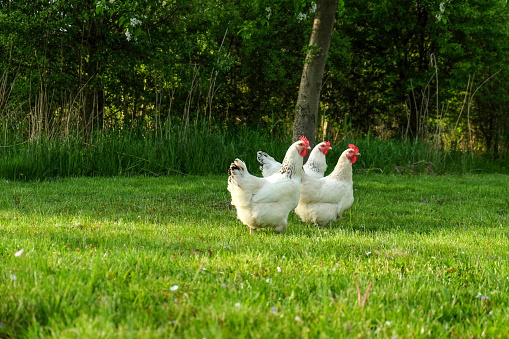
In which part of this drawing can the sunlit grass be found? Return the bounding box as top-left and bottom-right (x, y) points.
(0, 174), (508, 337)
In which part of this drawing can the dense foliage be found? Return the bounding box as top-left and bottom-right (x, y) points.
(1, 0), (508, 157)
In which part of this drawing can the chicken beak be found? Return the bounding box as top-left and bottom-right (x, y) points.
(307, 146), (311, 150)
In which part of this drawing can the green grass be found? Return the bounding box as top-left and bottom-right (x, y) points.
(0, 174), (508, 338)
(0, 123), (507, 180)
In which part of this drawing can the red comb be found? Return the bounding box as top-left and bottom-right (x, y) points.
(348, 144), (359, 153)
(320, 141), (331, 155)
(299, 136), (310, 147)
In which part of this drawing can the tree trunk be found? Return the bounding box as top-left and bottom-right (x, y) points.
(292, 0), (338, 147)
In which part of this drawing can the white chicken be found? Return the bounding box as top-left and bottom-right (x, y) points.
(295, 144), (360, 227)
(228, 137), (311, 234)
(257, 141), (332, 178)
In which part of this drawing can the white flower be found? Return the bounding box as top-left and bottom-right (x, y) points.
(310, 2), (317, 13)
(125, 29), (132, 41)
(436, 14), (442, 21)
(366, 251), (372, 255)
(266, 278), (271, 283)
(295, 316), (302, 322)
(297, 13), (307, 21)
(277, 267), (281, 272)
(109, 0), (115, 2)
(265, 7), (272, 20)
(14, 249), (24, 257)
(439, 2), (445, 12)
(235, 302), (241, 308)
(170, 285), (179, 291)
(130, 18), (142, 27)
(10, 274), (17, 281)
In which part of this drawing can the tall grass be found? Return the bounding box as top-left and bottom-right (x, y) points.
(0, 122), (284, 180)
(0, 121), (507, 180)
(344, 138), (508, 175)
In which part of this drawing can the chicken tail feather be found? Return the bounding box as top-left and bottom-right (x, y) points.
(228, 159), (247, 186)
(256, 151), (273, 169)
(257, 151), (281, 177)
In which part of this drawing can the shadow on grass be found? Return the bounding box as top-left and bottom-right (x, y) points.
(1, 174), (507, 244)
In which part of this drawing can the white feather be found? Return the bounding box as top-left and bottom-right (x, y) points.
(228, 139), (308, 233)
(295, 147), (357, 227)
(257, 141), (330, 178)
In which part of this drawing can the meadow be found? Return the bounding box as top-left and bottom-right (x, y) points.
(1, 173), (508, 338)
